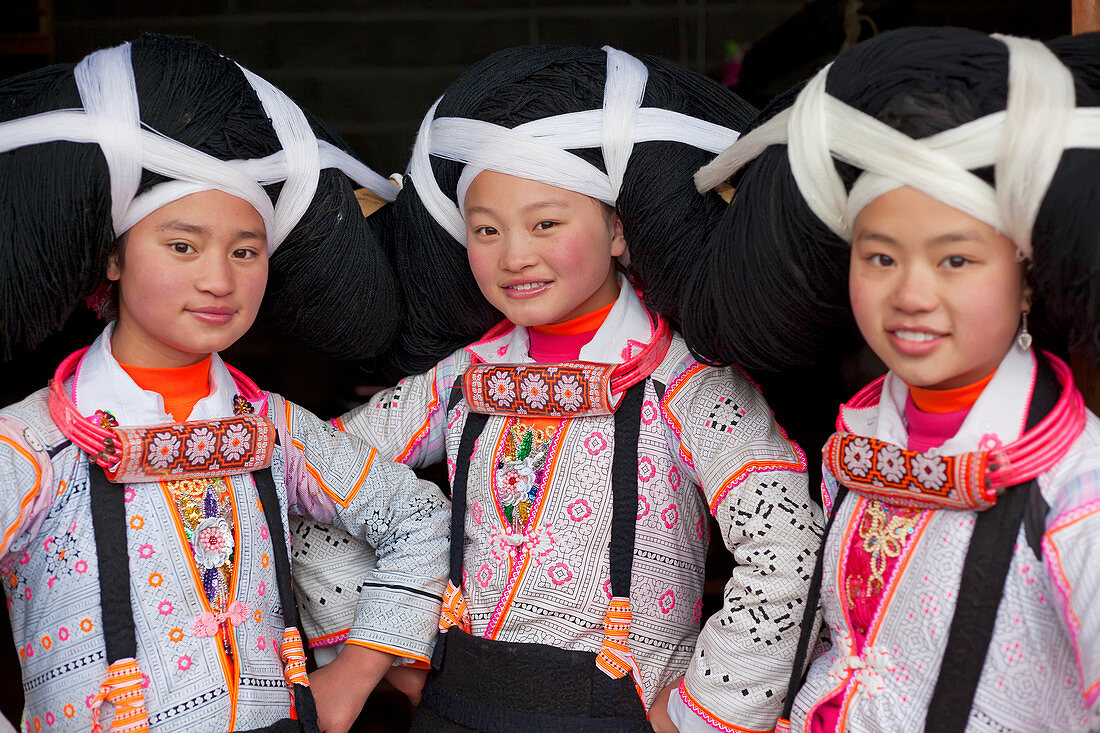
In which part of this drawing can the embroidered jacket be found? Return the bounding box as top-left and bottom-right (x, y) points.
(791, 346), (1100, 732)
(293, 286), (823, 732)
(0, 328), (449, 732)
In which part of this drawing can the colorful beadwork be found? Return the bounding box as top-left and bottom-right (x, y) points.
(165, 477), (235, 611)
(494, 420), (559, 529)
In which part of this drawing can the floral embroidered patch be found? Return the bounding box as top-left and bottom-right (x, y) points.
(464, 362), (617, 417)
(105, 415), (274, 483)
(824, 432), (995, 511)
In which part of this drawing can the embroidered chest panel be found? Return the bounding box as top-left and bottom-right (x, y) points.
(5, 448), (293, 727)
(464, 362), (618, 417)
(799, 487), (1087, 731)
(443, 381), (707, 695)
(107, 414), (275, 484)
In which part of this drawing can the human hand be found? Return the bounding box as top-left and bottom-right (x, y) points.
(309, 645), (395, 733)
(384, 664), (429, 707)
(649, 677), (682, 733)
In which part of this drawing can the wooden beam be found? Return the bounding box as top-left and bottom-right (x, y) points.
(1074, 0), (1100, 33)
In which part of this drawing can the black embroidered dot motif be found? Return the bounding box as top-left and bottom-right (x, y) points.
(706, 396), (745, 434)
(378, 382), (404, 411)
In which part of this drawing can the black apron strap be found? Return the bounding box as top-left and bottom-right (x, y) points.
(252, 466), (320, 733)
(779, 484), (849, 721)
(609, 381), (646, 598)
(88, 463), (138, 663)
(447, 411), (491, 587)
(924, 354), (1060, 732)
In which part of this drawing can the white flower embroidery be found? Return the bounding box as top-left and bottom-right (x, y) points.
(220, 423), (252, 462)
(826, 631), (895, 698)
(912, 453), (948, 492)
(184, 427), (217, 465)
(486, 371), (516, 408)
(495, 461), (536, 506)
(147, 431), (181, 469)
(522, 524), (556, 564)
(519, 373), (550, 410)
(843, 437), (873, 478)
(553, 374), (584, 411)
(876, 444), (906, 483)
(192, 516), (234, 569)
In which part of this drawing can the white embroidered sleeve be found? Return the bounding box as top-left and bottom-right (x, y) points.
(338, 355), (466, 466)
(662, 363), (823, 732)
(278, 396), (449, 664)
(0, 403), (56, 569)
(1044, 464), (1100, 707)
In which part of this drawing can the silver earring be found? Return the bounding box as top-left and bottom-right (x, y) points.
(1017, 311), (1033, 351)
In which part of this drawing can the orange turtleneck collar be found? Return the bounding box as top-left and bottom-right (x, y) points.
(531, 299), (617, 336)
(907, 370), (996, 414)
(118, 355), (213, 422)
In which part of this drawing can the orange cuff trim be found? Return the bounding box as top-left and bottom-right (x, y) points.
(308, 627), (350, 648)
(344, 638), (431, 665)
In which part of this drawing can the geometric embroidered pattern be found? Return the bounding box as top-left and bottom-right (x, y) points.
(823, 432), (996, 512)
(105, 415), (275, 484)
(463, 362), (618, 417)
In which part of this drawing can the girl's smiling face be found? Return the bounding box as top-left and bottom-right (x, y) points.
(464, 171), (627, 327)
(849, 186), (1029, 390)
(107, 190), (269, 368)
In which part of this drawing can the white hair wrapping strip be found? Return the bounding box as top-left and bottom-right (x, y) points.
(409, 47), (742, 246)
(0, 41), (395, 253)
(993, 35), (1076, 257)
(238, 65), (321, 247)
(786, 66), (849, 239)
(600, 46), (648, 198)
(694, 35), (1100, 257)
(74, 44), (143, 236)
(408, 97), (468, 243)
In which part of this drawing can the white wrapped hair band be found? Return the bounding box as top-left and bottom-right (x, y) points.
(0, 42), (397, 253)
(695, 34), (1100, 259)
(410, 46), (742, 246)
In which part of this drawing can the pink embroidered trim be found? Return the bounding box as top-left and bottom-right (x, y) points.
(676, 680), (771, 732)
(659, 363), (706, 470)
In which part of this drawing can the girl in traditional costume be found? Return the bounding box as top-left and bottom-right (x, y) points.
(293, 45), (824, 733)
(0, 35), (448, 732)
(689, 26), (1100, 732)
